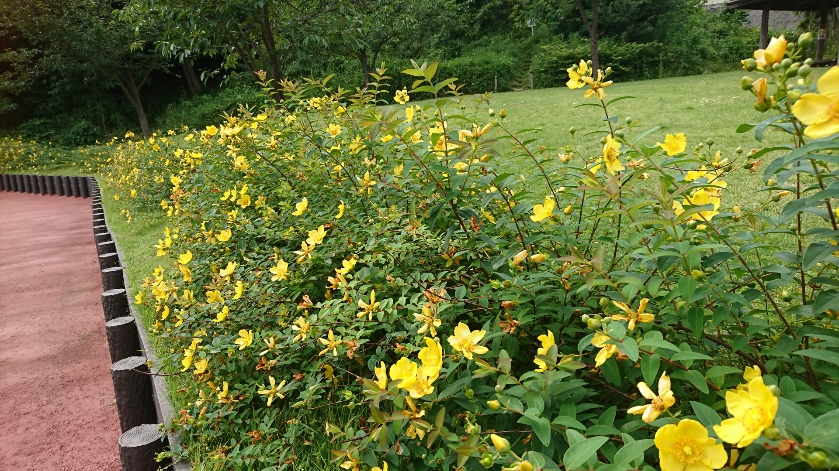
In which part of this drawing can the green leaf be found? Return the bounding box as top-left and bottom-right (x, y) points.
(736, 123), (756, 133)
(755, 451), (795, 471)
(612, 439), (654, 466)
(606, 96), (635, 106)
(563, 436), (609, 470)
(803, 241), (837, 270)
(793, 348), (839, 367)
(687, 307), (705, 338)
(678, 276), (697, 300)
(641, 353), (660, 385)
(690, 401), (721, 427)
(671, 351), (714, 362)
(424, 62), (438, 81)
(639, 338), (681, 353)
(518, 409), (552, 446)
(704, 366), (742, 379)
(617, 337), (639, 362)
(803, 409), (839, 451)
(678, 370), (709, 394)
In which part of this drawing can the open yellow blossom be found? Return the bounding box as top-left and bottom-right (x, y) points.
(743, 365), (762, 382)
(318, 330), (341, 356)
(357, 290), (381, 321)
(582, 68), (613, 100)
(447, 322), (489, 360)
(394, 88), (410, 104)
(306, 225), (327, 245)
(628, 372), (675, 423)
(338, 257), (357, 275)
(591, 333), (617, 367)
(655, 419), (727, 471)
(217, 229), (232, 242)
(292, 317), (310, 343)
(611, 298), (654, 330)
(753, 35), (787, 70)
(135, 292), (144, 304)
(418, 337), (443, 380)
(530, 196), (555, 222)
(374, 362), (388, 389)
(233, 281), (245, 299)
(402, 367), (438, 399)
(335, 201), (345, 219)
(215, 305), (229, 323)
(566, 60), (589, 89)
(206, 289), (224, 304)
(682, 189), (721, 222)
(658, 133), (687, 156)
(534, 331), (555, 372)
(217, 381), (229, 402)
(193, 358), (208, 374)
(371, 462), (388, 471)
(414, 304), (441, 336)
(268, 258), (289, 281)
(603, 135), (624, 175)
(326, 123), (342, 137)
(292, 198), (308, 216)
(685, 166), (709, 182)
(792, 66), (839, 138)
(234, 329), (254, 350)
(219, 261), (237, 278)
(258, 376), (286, 406)
(294, 240), (316, 263)
(178, 251), (192, 265)
(713, 376), (778, 448)
(389, 357), (418, 387)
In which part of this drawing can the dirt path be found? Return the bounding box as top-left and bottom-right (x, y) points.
(0, 191), (121, 470)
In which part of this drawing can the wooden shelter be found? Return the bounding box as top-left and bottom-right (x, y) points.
(727, 0), (839, 60)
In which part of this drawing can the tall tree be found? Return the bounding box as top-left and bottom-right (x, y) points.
(0, 0), (165, 137)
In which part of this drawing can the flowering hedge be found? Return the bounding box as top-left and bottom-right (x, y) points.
(53, 33), (839, 471)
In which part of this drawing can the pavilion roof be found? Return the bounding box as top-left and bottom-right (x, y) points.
(727, 0), (839, 10)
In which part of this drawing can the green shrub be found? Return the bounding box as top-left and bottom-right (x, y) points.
(153, 84), (265, 133)
(437, 52), (516, 94)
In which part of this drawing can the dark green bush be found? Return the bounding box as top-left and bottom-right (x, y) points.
(153, 84), (265, 132)
(437, 52), (516, 94)
(532, 39), (663, 88)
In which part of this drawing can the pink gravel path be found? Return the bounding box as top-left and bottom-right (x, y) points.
(0, 191), (121, 470)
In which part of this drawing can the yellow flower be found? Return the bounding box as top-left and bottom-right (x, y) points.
(326, 123), (342, 137)
(655, 419), (727, 471)
(193, 358), (208, 374)
(217, 381), (229, 402)
(684, 166), (709, 182)
(237, 193), (251, 208)
(418, 337), (443, 380)
(178, 250), (192, 265)
(628, 372), (675, 423)
(753, 35), (787, 71)
(611, 298), (654, 330)
(371, 463), (388, 471)
(490, 434), (511, 454)
(603, 135), (624, 175)
(318, 329), (341, 356)
(219, 261), (237, 278)
(335, 201), (345, 219)
(402, 368), (437, 399)
(658, 133), (687, 156)
(357, 289), (380, 321)
(447, 322), (489, 360)
(743, 365), (762, 382)
(389, 357), (418, 387)
(591, 333), (617, 367)
(217, 229), (232, 242)
(206, 289), (224, 304)
(338, 257), (357, 275)
(530, 195), (555, 222)
(294, 240), (316, 263)
(534, 331), (555, 372)
(181, 348), (194, 371)
(215, 305), (229, 323)
(134, 292), (144, 304)
(258, 376), (286, 406)
(792, 66), (839, 138)
(581, 68), (613, 100)
(292, 317), (310, 343)
(306, 225), (327, 245)
(394, 88), (410, 104)
(233, 281), (245, 299)
(566, 60), (589, 89)
(204, 125), (218, 136)
(414, 304), (441, 336)
(234, 329), (254, 350)
(713, 376), (778, 448)
(270, 259), (289, 281)
(752, 77), (767, 104)
(292, 198), (308, 216)
(374, 361), (388, 389)
(683, 189), (720, 222)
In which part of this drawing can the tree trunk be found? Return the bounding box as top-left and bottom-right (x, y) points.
(358, 50), (371, 87)
(574, 0), (600, 72)
(114, 70), (151, 138)
(181, 57), (202, 95)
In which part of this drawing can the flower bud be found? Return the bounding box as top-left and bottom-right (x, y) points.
(706, 138), (714, 146)
(605, 67), (613, 76)
(805, 451), (829, 469)
(564, 204), (573, 215)
(772, 62), (782, 71)
(587, 317), (602, 329)
(495, 384), (503, 394)
(768, 384), (781, 396)
(781, 290), (794, 302)
(499, 109), (507, 119)
(581, 314), (591, 323)
(530, 253), (548, 263)
(569, 126), (577, 135)
(763, 426), (782, 441)
(691, 269), (706, 281)
(465, 388), (474, 399)
(480, 454), (494, 468)
(781, 58), (793, 69)
(490, 434), (511, 454)
(788, 89), (802, 103)
(487, 400), (501, 410)
(512, 250), (528, 265)
(599, 297), (610, 307)
(755, 101), (771, 112)
(799, 32), (814, 50)
(626, 117), (634, 124)
(798, 64), (812, 77)
(805, 58), (815, 66)
(519, 461), (534, 471)
(742, 58), (758, 71)
(615, 129), (625, 138)
(736, 147), (744, 154)
(740, 76), (754, 90)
